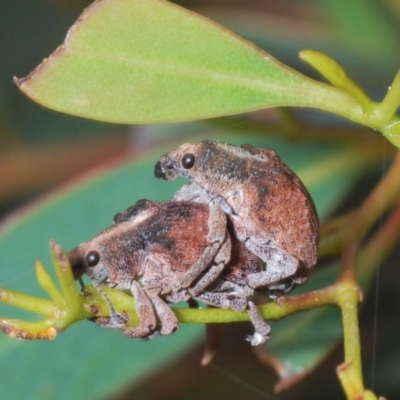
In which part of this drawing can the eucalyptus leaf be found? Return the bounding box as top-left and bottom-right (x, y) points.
(16, 0), (361, 125)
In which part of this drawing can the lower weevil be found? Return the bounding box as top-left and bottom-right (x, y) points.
(69, 199), (271, 345)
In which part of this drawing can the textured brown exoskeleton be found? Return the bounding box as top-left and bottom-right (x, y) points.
(68, 199), (271, 345)
(154, 141), (319, 297)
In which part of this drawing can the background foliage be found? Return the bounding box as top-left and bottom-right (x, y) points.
(1, 1), (400, 399)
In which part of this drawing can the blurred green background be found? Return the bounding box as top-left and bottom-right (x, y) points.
(0, 1), (399, 399)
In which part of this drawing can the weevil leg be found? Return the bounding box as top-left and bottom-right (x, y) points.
(120, 280), (157, 338)
(195, 291), (247, 312)
(188, 234), (231, 297)
(95, 314), (128, 329)
(187, 262), (225, 297)
(173, 183), (206, 202)
(196, 293), (270, 346)
(178, 242), (220, 289)
(245, 246), (300, 288)
(95, 281), (157, 339)
(149, 295), (179, 336)
(245, 301), (271, 346)
(267, 280), (297, 299)
(174, 183), (231, 292)
(178, 202), (228, 289)
(91, 280), (122, 326)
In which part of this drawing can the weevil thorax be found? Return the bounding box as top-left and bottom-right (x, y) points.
(68, 208), (156, 288)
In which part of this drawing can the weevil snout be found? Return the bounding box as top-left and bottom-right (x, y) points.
(68, 247), (86, 280)
(154, 160), (166, 179)
(154, 157), (177, 180)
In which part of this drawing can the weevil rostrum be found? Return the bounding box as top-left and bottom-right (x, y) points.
(69, 199), (271, 346)
(155, 140), (319, 297)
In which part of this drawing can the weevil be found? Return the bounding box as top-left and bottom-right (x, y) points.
(155, 140), (319, 297)
(69, 199), (271, 345)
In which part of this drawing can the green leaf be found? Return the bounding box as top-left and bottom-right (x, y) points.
(16, 0), (362, 125)
(0, 132), (371, 399)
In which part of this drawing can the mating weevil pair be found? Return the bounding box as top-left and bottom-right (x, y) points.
(69, 141), (319, 346)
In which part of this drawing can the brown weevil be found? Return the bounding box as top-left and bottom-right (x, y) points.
(155, 140), (319, 297)
(69, 199), (271, 346)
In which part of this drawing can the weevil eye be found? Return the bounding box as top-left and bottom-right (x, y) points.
(86, 250), (100, 267)
(182, 153), (195, 169)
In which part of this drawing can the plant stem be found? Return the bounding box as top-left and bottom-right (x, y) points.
(216, 114), (394, 146)
(319, 211), (355, 256)
(337, 284), (362, 381)
(375, 69), (400, 125)
(0, 286), (55, 317)
(359, 200), (400, 286)
(339, 150), (400, 282)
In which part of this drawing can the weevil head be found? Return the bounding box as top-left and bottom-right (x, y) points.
(68, 242), (110, 283)
(68, 204), (159, 286)
(155, 141), (217, 183)
(154, 141), (254, 194)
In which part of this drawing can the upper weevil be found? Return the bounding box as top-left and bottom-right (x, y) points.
(154, 140), (319, 297)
